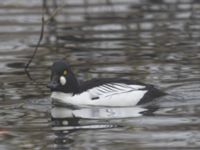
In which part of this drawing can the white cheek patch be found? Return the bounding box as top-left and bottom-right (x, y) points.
(60, 76), (67, 86)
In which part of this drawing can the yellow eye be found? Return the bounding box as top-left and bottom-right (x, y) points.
(63, 70), (68, 76)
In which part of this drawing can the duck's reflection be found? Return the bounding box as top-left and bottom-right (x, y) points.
(51, 106), (150, 149)
(51, 106), (147, 120)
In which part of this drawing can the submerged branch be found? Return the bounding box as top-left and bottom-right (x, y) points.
(24, 3), (64, 82)
(24, 14), (45, 82)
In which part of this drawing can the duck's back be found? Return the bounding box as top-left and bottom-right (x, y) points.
(78, 78), (165, 105)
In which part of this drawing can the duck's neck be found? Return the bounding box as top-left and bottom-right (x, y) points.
(63, 75), (80, 95)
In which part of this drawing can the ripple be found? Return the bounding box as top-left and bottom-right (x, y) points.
(1, 0), (200, 149)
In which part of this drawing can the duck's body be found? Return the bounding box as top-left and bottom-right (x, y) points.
(48, 60), (165, 107)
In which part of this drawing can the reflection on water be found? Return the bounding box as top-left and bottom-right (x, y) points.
(50, 105), (151, 149)
(51, 106), (147, 119)
(0, 0), (200, 149)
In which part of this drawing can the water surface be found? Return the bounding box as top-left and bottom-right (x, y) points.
(0, 0), (200, 149)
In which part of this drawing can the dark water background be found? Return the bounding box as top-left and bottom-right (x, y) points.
(0, 0), (200, 149)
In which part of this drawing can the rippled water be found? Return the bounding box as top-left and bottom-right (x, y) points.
(0, 0), (200, 149)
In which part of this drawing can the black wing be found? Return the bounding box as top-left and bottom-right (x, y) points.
(79, 78), (146, 92)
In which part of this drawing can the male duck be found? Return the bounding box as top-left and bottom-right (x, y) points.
(47, 60), (165, 107)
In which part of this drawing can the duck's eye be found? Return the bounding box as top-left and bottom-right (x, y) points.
(60, 76), (66, 86)
(63, 70), (68, 76)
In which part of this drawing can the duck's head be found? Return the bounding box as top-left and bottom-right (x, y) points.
(47, 60), (79, 94)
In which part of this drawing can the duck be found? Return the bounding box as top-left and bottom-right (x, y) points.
(47, 60), (165, 107)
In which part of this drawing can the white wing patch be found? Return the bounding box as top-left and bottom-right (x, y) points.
(88, 83), (146, 100)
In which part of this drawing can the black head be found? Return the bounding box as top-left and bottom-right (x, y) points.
(47, 60), (79, 94)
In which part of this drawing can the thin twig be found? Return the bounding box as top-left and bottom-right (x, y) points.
(24, 3), (65, 82)
(24, 13), (45, 82)
(45, 4), (65, 24)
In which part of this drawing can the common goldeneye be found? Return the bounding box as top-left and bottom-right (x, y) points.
(47, 60), (165, 107)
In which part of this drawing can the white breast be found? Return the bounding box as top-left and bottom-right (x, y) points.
(50, 83), (147, 107)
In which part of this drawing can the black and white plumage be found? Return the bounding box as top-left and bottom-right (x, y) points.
(47, 60), (165, 107)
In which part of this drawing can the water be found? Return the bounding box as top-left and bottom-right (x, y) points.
(0, 0), (200, 149)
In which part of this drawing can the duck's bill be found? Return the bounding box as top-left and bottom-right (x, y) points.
(47, 75), (60, 90)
